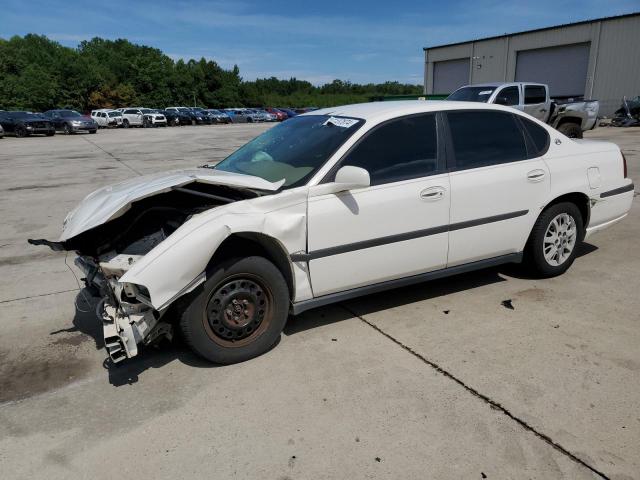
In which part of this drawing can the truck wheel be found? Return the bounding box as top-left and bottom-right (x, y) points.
(180, 256), (290, 364)
(558, 122), (582, 139)
(123, 119), (130, 128)
(525, 202), (584, 278)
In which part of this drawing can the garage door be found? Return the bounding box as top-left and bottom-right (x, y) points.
(515, 43), (590, 98)
(433, 58), (469, 94)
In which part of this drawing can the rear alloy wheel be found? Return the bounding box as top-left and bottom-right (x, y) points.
(180, 256), (289, 364)
(558, 122), (582, 139)
(525, 202), (583, 277)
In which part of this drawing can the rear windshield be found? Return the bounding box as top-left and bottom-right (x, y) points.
(447, 87), (496, 103)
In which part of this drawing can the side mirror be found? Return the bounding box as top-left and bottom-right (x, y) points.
(309, 166), (370, 197)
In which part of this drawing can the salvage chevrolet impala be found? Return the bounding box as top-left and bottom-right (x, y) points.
(30, 101), (634, 365)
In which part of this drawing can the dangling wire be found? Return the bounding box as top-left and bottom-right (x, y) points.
(64, 251), (91, 313)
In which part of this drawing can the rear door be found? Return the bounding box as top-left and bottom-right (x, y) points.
(523, 85), (550, 122)
(307, 113), (450, 296)
(445, 109), (551, 266)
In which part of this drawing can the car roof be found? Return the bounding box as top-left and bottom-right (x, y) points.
(304, 100), (529, 122)
(457, 82), (547, 88)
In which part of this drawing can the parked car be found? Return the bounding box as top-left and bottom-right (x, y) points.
(139, 108), (167, 127)
(91, 109), (123, 128)
(166, 107), (206, 125)
(224, 109), (251, 123)
(43, 109), (97, 134)
(0, 111), (55, 137)
(205, 109), (232, 124)
(276, 108), (298, 119)
(161, 109), (191, 126)
(447, 82), (599, 138)
(31, 101), (634, 365)
(254, 109), (277, 122)
(265, 108), (287, 121)
(191, 108), (213, 125)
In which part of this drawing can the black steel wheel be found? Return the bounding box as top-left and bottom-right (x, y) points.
(180, 256), (289, 364)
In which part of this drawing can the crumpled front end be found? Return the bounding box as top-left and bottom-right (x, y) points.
(75, 236), (172, 363)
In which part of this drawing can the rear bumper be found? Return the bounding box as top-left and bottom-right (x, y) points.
(585, 182), (634, 239)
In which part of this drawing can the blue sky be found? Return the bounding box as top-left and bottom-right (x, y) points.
(1, 0), (638, 85)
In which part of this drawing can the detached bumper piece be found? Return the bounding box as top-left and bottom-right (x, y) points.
(76, 253), (172, 364)
(100, 299), (160, 363)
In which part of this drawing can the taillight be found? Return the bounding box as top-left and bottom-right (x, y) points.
(622, 152), (628, 178)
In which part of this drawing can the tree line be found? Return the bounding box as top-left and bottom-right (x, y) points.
(0, 34), (422, 111)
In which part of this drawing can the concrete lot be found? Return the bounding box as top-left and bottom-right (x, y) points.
(0, 123), (638, 479)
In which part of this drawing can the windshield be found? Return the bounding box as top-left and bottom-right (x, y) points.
(108, 111), (122, 117)
(177, 107), (191, 112)
(5, 111), (37, 119)
(57, 110), (82, 117)
(214, 115), (364, 188)
(140, 108), (153, 113)
(447, 87), (496, 102)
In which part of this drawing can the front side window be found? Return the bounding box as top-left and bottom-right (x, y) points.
(338, 114), (438, 186)
(447, 111), (527, 169)
(497, 86), (520, 106)
(215, 115), (364, 188)
(524, 86), (546, 104)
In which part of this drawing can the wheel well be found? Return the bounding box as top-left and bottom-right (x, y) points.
(556, 117), (581, 128)
(543, 192), (590, 229)
(208, 233), (295, 301)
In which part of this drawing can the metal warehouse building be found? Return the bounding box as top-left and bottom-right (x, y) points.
(423, 12), (640, 115)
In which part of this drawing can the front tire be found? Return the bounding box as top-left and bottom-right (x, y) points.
(63, 123), (72, 135)
(525, 202), (584, 277)
(558, 122), (583, 139)
(180, 256), (289, 364)
(123, 119), (130, 128)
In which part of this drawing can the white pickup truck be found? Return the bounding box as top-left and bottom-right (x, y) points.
(447, 82), (599, 138)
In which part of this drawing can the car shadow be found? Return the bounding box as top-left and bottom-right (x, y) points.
(50, 242), (599, 383)
(50, 290), (219, 387)
(286, 242), (599, 335)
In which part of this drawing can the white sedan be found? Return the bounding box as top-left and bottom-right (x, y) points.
(30, 101), (634, 365)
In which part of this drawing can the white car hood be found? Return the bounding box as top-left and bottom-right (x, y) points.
(60, 168), (285, 241)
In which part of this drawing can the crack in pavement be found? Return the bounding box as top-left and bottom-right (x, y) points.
(341, 304), (610, 480)
(0, 288), (79, 305)
(80, 136), (142, 176)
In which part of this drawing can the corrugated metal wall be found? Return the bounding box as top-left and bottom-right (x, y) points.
(515, 43), (591, 97)
(424, 14), (640, 115)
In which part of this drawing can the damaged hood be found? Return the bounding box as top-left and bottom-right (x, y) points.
(60, 168), (285, 241)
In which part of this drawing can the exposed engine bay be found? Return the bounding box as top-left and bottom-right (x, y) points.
(31, 182), (261, 363)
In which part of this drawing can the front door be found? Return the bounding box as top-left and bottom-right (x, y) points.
(307, 113), (451, 297)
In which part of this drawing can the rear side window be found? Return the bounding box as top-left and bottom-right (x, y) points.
(519, 116), (550, 157)
(447, 111), (527, 169)
(341, 114), (438, 186)
(524, 86), (546, 104)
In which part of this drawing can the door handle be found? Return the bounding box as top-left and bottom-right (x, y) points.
(420, 186), (446, 201)
(527, 169), (546, 182)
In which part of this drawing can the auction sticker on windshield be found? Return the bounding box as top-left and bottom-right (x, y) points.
(323, 117), (359, 128)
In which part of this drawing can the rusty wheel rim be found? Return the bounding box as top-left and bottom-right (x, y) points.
(203, 275), (273, 347)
